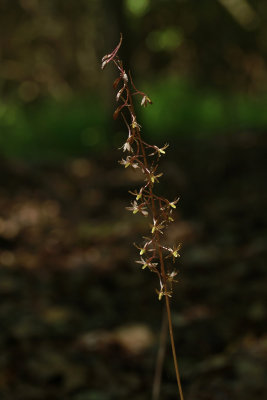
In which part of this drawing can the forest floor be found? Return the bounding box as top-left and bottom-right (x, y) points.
(0, 132), (266, 400)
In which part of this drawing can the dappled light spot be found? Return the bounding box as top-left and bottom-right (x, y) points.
(218, 0), (259, 29)
(0, 218), (20, 239)
(125, 0), (150, 17)
(70, 158), (93, 178)
(146, 28), (184, 52)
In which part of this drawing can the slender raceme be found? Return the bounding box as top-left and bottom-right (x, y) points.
(101, 34), (184, 400)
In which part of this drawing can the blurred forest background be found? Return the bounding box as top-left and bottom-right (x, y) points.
(1, 0), (267, 157)
(0, 1), (267, 399)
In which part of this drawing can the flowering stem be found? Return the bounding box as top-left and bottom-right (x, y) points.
(101, 35), (185, 399)
(129, 92), (184, 400)
(159, 250), (184, 400)
(152, 307), (167, 400)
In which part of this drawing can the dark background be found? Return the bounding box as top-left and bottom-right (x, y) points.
(0, 1), (267, 399)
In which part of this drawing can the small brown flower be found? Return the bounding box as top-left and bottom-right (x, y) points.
(126, 201), (148, 217)
(149, 144), (169, 157)
(136, 257), (158, 270)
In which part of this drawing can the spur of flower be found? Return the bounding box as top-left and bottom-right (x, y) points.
(131, 115), (141, 130)
(169, 197), (180, 209)
(129, 188), (143, 201)
(167, 270), (179, 285)
(136, 257), (158, 270)
(134, 237), (153, 255)
(126, 201), (148, 216)
(168, 210), (174, 222)
(156, 281), (172, 300)
(145, 166), (163, 184)
(165, 243), (182, 262)
(151, 218), (165, 234)
(134, 243), (146, 255)
(149, 143), (169, 157)
(119, 156), (139, 169)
